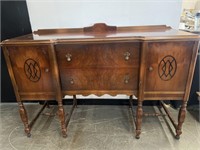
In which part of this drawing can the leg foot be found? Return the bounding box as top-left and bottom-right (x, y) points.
(62, 133), (67, 138)
(135, 129), (141, 139)
(57, 101), (67, 137)
(27, 133), (31, 138)
(176, 101), (187, 139)
(18, 102), (31, 136)
(175, 134), (180, 140)
(135, 135), (140, 139)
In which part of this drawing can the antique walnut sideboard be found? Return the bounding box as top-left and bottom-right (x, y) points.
(1, 23), (200, 139)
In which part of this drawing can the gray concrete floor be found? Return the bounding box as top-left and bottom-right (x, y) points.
(0, 103), (200, 150)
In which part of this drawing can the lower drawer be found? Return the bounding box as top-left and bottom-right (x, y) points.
(59, 68), (138, 91)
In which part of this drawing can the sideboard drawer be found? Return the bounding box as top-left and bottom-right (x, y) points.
(60, 68), (138, 91)
(55, 43), (140, 68)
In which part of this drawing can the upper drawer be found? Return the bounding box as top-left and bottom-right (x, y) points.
(55, 43), (140, 68)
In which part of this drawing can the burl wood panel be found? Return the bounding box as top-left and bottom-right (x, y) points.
(144, 41), (195, 99)
(55, 43), (140, 68)
(56, 42), (140, 94)
(7, 46), (54, 95)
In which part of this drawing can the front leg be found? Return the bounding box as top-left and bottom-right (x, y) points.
(57, 101), (67, 138)
(18, 102), (31, 137)
(175, 101), (187, 139)
(135, 100), (143, 139)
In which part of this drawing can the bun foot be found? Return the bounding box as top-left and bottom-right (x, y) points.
(135, 129), (141, 139)
(62, 134), (67, 138)
(61, 129), (67, 138)
(27, 133), (31, 137)
(175, 135), (180, 140)
(135, 135), (140, 139)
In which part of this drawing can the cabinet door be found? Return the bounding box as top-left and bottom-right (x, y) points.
(144, 41), (195, 100)
(7, 45), (55, 100)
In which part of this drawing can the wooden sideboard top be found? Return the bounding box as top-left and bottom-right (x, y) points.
(2, 23), (200, 45)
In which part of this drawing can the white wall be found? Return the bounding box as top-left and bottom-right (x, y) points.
(27, 0), (183, 31)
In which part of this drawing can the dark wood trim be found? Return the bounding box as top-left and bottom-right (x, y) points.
(47, 44), (67, 137)
(183, 41), (200, 102)
(135, 42), (148, 139)
(19, 92), (55, 100)
(2, 47), (21, 101)
(160, 101), (177, 129)
(144, 97), (183, 100)
(29, 101), (48, 129)
(138, 42), (148, 101)
(62, 90), (138, 97)
(2, 38), (200, 46)
(144, 91), (184, 94)
(117, 25), (171, 32)
(84, 23), (117, 33)
(47, 44), (63, 101)
(174, 41), (200, 139)
(33, 24), (171, 35)
(65, 95), (77, 127)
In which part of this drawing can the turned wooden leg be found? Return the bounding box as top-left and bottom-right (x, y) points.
(18, 102), (31, 137)
(57, 101), (67, 138)
(175, 101), (187, 139)
(135, 101), (143, 139)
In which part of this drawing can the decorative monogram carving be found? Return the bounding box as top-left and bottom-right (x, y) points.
(24, 58), (41, 82)
(158, 55), (177, 81)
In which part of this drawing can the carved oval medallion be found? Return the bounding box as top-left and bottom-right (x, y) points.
(158, 55), (177, 81)
(24, 58), (41, 82)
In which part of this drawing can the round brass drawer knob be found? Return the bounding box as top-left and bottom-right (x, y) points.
(70, 79), (74, 84)
(66, 53), (72, 62)
(124, 75), (129, 84)
(124, 52), (130, 60)
(124, 79), (129, 84)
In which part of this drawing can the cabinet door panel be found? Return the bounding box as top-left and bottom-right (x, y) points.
(145, 41), (195, 94)
(7, 46), (54, 94)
